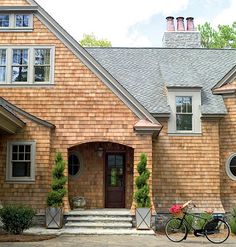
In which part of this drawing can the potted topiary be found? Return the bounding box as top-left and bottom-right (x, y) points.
(134, 153), (152, 229)
(46, 152), (67, 229)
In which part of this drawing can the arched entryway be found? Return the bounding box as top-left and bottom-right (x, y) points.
(68, 141), (134, 209)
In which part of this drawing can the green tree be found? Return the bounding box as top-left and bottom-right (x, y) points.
(198, 22), (236, 48)
(79, 33), (112, 47)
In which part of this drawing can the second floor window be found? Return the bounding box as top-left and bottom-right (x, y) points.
(0, 46), (54, 84)
(176, 96), (192, 131)
(0, 49), (6, 82)
(12, 49), (28, 82)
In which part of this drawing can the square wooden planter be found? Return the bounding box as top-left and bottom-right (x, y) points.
(45, 207), (63, 229)
(136, 208), (152, 230)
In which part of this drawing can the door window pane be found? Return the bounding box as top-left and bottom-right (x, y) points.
(0, 15), (9, 27)
(68, 153), (81, 176)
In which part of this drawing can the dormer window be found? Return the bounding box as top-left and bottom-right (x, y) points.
(167, 88), (201, 134)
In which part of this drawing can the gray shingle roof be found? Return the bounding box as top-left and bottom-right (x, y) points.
(87, 47), (236, 115)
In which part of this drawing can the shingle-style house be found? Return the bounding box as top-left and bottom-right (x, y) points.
(1, 0), (236, 224)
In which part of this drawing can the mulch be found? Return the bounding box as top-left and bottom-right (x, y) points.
(0, 229), (57, 242)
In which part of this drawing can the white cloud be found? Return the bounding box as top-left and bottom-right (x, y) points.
(35, 0), (189, 46)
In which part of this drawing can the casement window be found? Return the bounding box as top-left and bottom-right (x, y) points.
(12, 49), (28, 82)
(167, 88), (201, 134)
(6, 141), (36, 182)
(0, 14), (33, 30)
(0, 49), (6, 82)
(0, 46), (54, 84)
(226, 154), (236, 181)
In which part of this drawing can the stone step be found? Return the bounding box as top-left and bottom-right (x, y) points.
(26, 227), (155, 236)
(66, 216), (132, 222)
(66, 209), (131, 217)
(62, 228), (155, 235)
(65, 222), (133, 228)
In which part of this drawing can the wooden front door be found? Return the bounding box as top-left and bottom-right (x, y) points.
(105, 153), (125, 208)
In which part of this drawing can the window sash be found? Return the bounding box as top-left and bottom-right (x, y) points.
(15, 14), (30, 28)
(7, 142), (36, 182)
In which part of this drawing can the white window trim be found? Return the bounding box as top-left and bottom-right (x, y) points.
(167, 88), (202, 135)
(0, 45), (55, 85)
(0, 13), (33, 31)
(6, 141), (36, 182)
(226, 153), (236, 181)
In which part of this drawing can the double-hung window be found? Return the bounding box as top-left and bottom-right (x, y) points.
(0, 49), (6, 83)
(176, 96), (192, 131)
(6, 141), (36, 182)
(0, 46), (54, 84)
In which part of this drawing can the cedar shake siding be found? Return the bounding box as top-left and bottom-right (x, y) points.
(0, 11), (154, 212)
(1, 0), (30, 6)
(220, 97), (236, 212)
(153, 119), (224, 213)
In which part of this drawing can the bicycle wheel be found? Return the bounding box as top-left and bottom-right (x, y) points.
(165, 218), (187, 242)
(204, 219), (230, 244)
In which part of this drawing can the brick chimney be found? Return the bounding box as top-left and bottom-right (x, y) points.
(162, 16), (201, 48)
(166, 16), (175, 31)
(176, 17), (185, 31)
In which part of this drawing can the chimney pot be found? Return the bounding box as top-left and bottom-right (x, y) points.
(176, 16), (185, 31)
(186, 17), (194, 31)
(166, 16), (175, 31)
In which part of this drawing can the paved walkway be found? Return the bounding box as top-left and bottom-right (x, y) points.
(0, 235), (235, 247)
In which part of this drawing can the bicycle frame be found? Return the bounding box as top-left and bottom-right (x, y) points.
(178, 211), (210, 237)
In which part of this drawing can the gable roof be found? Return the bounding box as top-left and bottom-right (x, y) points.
(10, 0), (159, 127)
(0, 97), (55, 129)
(87, 47), (236, 116)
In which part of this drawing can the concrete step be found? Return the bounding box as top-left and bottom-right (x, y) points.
(66, 210), (131, 217)
(62, 228), (155, 235)
(26, 227), (155, 235)
(65, 222), (132, 228)
(66, 216), (132, 222)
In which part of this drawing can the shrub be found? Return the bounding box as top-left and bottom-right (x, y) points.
(47, 152), (67, 207)
(0, 205), (35, 235)
(229, 208), (236, 235)
(134, 153), (151, 208)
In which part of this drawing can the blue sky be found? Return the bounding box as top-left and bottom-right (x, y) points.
(36, 0), (235, 47)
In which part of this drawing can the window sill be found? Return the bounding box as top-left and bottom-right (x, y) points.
(0, 28), (33, 32)
(5, 179), (35, 184)
(0, 83), (54, 87)
(168, 132), (202, 136)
